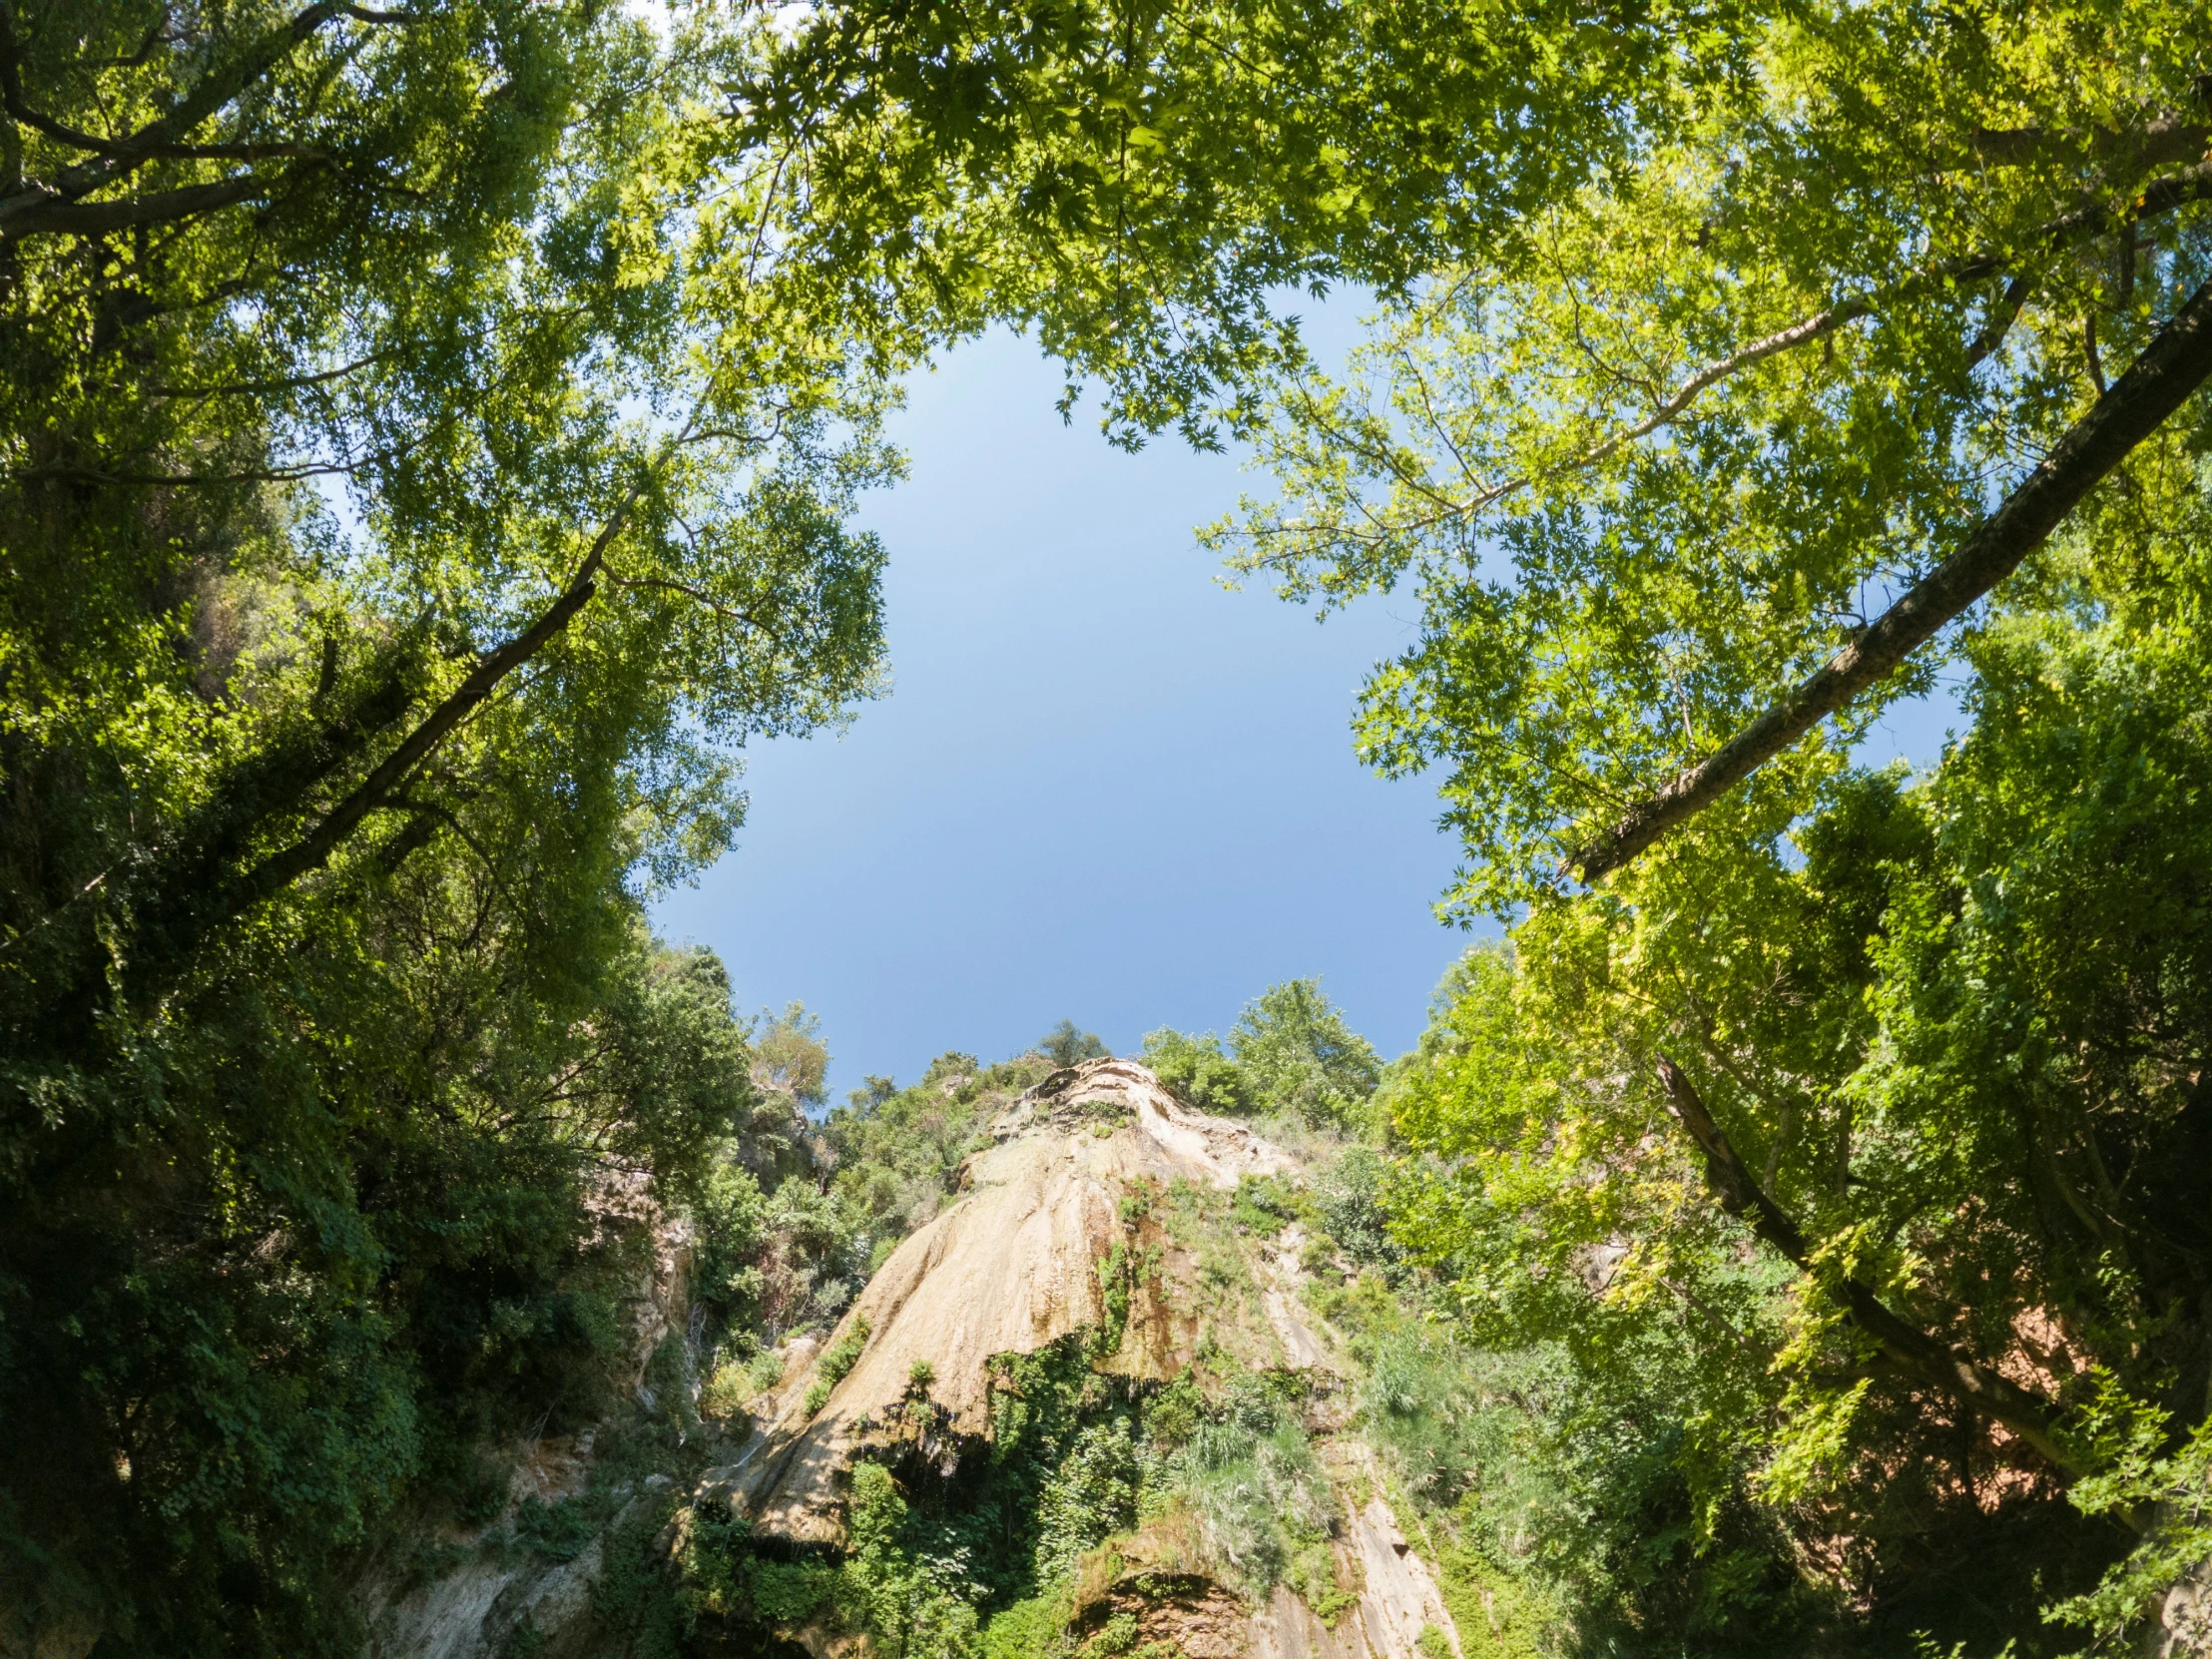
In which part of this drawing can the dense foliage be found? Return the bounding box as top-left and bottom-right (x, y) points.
(1130, 0), (2212, 1647)
(1142, 979), (1382, 1129)
(1382, 589), (2212, 1647)
(10, 0), (2212, 1651)
(0, 3), (916, 1650)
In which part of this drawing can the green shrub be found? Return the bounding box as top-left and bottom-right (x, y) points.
(805, 1314), (872, 1415)
(752, 1559), (844, 1624)
(1229, 982), (1380, 1128)
(1081, 1612), (1140, 1656)
(1166, 1407), (1338, 1598)
(1034, 1421), (1142, 1584)
(701, 1357), (754, 1421)
(979, 1588), (1076, 1659)
(1311, 1147), (1403, 1278)
(514, 1493), (604, 1562)
(1231, 1173), (1303, 1236)
(1040, 1021), (1111, 1068)
(1139, 1029), (1251, 1115)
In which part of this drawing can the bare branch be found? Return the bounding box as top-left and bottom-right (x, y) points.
(139, 352), (388, 399)
(231, 543), (615, 904)
(20, 453), (376, 485)
(87, 15), (181, 70)
(602, 570), (766, 631)
(0, 92), (319, 165)
(1568, 272), (2212, 882)
(219, 413), (690, 920)
(1964, 274), (2034, 369)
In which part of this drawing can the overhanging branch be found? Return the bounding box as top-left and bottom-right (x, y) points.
(1431, 163), (2212, 526)
(0, 176), (269, 239)
(1655, 1057), (2087, 1479)
(221, 486), (646, 917)
(1569, 271), (2212, 882)
(0, 0), (361, 239)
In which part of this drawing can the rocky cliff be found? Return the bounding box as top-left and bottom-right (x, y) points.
(704, 1059), (1464, 1659)
(346, 1059), (1473, 1659)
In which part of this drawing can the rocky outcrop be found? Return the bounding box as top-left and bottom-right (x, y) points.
(702, 1059), (1305, 1542)
(2150, 1558), (2212, 1659)
(1250, 1498), (1463, 1659)
(342, 1058), (1468, 1659)
(707, 1058), (1462, 1659)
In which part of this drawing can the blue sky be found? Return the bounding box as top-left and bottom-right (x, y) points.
(650, 325), (1962, 1102)
(650, 325), (1475, 1099)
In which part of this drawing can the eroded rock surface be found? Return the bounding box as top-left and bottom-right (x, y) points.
(702, 1058), (1303, 1543)
(703, 1059), (1461, 1659)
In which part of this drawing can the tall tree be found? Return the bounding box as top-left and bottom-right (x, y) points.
(1149, 0), (2212, 1644)
(0, 4), (918, 1649)
(1203, 0), (2212, 909)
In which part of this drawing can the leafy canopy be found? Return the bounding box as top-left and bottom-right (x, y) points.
(0, 2), (955, 1649)
(1208, 0), (2212, 912)
(1144, 978), (1380, 1128)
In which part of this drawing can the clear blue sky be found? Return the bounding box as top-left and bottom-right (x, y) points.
(649, 325), (1961, 1102)
(650, 325), (1474, 1099)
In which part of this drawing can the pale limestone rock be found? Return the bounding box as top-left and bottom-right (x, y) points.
(703, 1059), (1461, 1659)
(701, 1059), (1305, 1542)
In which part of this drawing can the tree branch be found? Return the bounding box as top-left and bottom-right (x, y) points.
(1961, 116), (2210, 173)
(1568, 271), (2212, 882)
(1455, 163), (2212, 521)
(0, 0), (355, 228)
(0, 174), (268, 238)
(1964, 274), (2034, 369)
(1654, 1057), (2088, 1478)
(224, 492), (644, 914)
(139, 351), (388, 398)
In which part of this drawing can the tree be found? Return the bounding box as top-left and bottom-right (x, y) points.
(1390, 610), (2212, 1643)
(1100, 2), (2212, 1642)
(1202, 1), (2212, 912)
(735, 0), (1736, 446)
(0, 4), (930, 1648)
(1232, 980), (1381, 1128)
(16, 0), (2208, 1647)
(1038, 1018), (1109, 1068)
(755, 1001), (834, 1110)
(1139, 1026), (1251, 1115)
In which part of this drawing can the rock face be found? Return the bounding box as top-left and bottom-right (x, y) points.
(356, 1532), (609, 1659)
(1251, 1495), (1464, 1659)
(705, 1059), (1306, 1541)
(349, 1180), (696, 1659)
(335, 1058), (1467, 1659)
(710, 1059), (1463, 1659)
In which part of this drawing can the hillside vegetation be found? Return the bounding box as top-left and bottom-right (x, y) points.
(6, 0), (2212, 1653)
